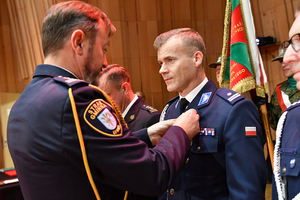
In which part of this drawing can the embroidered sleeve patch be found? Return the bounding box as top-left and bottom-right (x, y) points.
(84, 99), (123, 137)
(245, 127), (256, 136)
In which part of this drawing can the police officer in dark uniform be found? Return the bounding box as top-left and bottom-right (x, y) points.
(273, 13), (300, 200)
(98, 64), (161, 132)
(98, 64), (161, 200)
(154, 28), (266, 199)
(267, 47), (300, 185)
(7, 2), (200, 200)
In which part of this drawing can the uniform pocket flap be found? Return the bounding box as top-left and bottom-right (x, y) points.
(190, 136), (218, 154)
(281, 154), (300, 177)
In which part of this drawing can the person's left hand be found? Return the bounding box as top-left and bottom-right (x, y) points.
(147, 119), (175, 145)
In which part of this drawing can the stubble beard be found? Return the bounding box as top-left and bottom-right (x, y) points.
(84, 46), (102, 86)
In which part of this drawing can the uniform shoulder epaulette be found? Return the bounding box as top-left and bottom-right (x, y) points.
(216, 88), (244, 105)
(53, 76), (89, 88)
(141, 104), (159, 114)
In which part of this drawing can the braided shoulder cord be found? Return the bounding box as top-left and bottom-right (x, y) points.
(274, 110), (287, 200)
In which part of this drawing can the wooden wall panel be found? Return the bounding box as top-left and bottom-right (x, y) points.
(252, 0), (300, 101)
(1, 0), (300, 112)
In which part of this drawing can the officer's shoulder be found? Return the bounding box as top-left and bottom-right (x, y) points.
(216, 88), (244, 105)
(141, 103), (160, 114)
(53, 76), (89, 88)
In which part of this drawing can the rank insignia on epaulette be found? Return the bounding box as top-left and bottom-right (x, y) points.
(143, 105), (158, 113)
(84, 99), (122, 137)
(227, 92), (241, 102)
(199, 128), (215, 136)
(198, 92), (212, 106)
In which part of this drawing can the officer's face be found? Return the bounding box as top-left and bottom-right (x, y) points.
(157, 37), (201, 97)
(283, 15), (300, 90)
(84, 21), (110, 84)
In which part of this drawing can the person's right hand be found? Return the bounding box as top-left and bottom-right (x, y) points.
(173, 109), (200, 140)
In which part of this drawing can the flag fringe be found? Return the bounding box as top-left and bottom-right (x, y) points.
(220, 0), (232, 88)
(231, 76), (255, 94)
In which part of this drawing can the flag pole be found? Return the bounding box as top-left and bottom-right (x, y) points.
(260, 103), (274, 170)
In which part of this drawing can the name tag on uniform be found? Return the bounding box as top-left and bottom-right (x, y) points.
(280, 148), (297, 154)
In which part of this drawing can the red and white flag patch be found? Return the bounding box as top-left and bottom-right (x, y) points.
(245, 127), (256, 136)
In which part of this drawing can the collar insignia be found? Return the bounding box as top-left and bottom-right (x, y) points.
(198, 92), (212, 106)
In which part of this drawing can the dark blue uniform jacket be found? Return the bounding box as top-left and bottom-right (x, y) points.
(272, 101), (300, 200)
(7, 64), (191, 200)
(124, 97), (161, 132)
(159, 79), (266, 200)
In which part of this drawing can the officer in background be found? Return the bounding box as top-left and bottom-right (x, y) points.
(98, 64), (161, 133)
(208, 55), (221, 83)
(7, 2), (200, 200)
(98, 65), (160, 200)
(268, 47), (300, 131)
(154, 28), (266, 200)
(273, 13), (300, 200)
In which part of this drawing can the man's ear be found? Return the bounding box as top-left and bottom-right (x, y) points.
(194, 51), (203, 68)
(122, 82), (130, 95)
(71, 30), (85, 55)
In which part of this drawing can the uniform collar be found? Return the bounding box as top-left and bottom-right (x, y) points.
(122, 94), (139, 118)
(33, 64), (78, 79)
(179, 77), (208, 103)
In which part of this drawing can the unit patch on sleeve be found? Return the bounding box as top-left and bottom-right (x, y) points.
(84, 99), (123, 137)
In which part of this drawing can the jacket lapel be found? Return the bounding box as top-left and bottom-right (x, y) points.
(187, 79), (218, 111)
(124, 97), (144, 123)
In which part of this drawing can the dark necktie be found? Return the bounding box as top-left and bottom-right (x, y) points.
(180, 98), (189, 114)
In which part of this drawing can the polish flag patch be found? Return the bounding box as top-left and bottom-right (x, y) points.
(245, 127), (256, 136)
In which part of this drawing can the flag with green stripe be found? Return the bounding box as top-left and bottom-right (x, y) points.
(220, 0), (268, 97)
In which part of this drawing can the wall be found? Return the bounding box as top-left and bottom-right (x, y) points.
(0, 93), (20, 169)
